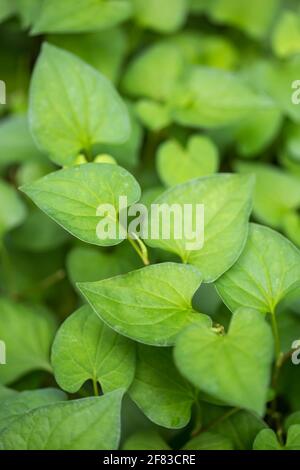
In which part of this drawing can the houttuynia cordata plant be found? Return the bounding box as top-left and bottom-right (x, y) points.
(0, 0), (300, 452)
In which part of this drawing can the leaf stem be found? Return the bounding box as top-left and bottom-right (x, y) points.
(270, 309), (281, 362)
(127, 233), (150, 266)
(92, 378), (99, 396)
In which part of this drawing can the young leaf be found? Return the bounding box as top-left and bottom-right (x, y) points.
(157, 135), (219, 187)
(0, 391), (123, 450)
(29, 43), (130, 166)
(132, 0), (188, 33)
(174, 308), (274, 415)
(129, 344), (195, 429)
(0, 388), (67, 432)
(51, 305), (136, 394)
(0, 299), (57, 385)
(216, 224), (300, 313)
(183, 432), (234, 450)
(253, 426), (300, 450)
(170, 66), (272, 129)
(78, 262), (205, 346)
(21, 163), (141, 247)
(31, 0), (132, 34)
(146, 174), (254, 282)
(0, 180), (27, 238)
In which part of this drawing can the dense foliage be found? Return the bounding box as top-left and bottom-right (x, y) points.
(0, 0), (300, 451)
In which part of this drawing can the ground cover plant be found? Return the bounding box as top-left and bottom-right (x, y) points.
(0, 0), (300, 451)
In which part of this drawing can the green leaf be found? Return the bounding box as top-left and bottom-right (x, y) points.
(216, 224), (300, 313)
(0, 299), (57, 385)
(0, 388), (67, 432)
(174, 308), (274, 415)
(31, 0), (132, 34)
(93, 102), (143, 168)
(10, 208), (69, 253)
(122, 42), (184, 102)
(157, 135), (219, 187)
(253, 428), (282, 450)
(0, 0), (15, 23)
(183, 432), (234, 450)
(29, 43), (130, 166)
(200, 405), (267, 450)
(0, 390), (123, 450)
(21, 163), (141, 247)
(170, 66), (272, 129)
(51, 305), (135, 394)
(123, 430), (170, 450)
(132, 0), (188, 33)
(236, 162), (300, 228)
(67, 244), (141, 286)
(129, 344), (195, 429)
(0, 180), (27, 237)
(0, 115), (43, 170)
(146, 174), (254, 282)
(16, 0), (40, 28)
(272, 11), (300, 58)
(78, 262), (205, 346)
(208, 0), (279, 40)
(49, 28), (127, 84)
(253, 425), (300, 450)
(234, 108), (282, 157)
(135, 100), (172, 132)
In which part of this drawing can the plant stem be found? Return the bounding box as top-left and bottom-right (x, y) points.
(127, 233), (150, 266)
(270, 309), (281, 362)
(92, 378), (99, 396)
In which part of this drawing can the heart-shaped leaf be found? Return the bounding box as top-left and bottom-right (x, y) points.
(29, 43), (130, 166)
(51, 305), (136, 394)
(174, 308), (274, 415)
(0, 298), (57, 385)
(0, 390), (123, 450)
(146, 174), (254, 282)
(157, 135), (219, 187)
(253, 425), (300, 450)
(31, 0), (132, 34)
(21, 163), (141, 247)
(129, 344), (195, 429)
(78, 262), (205, 346)
(216, 224), (300, 313)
